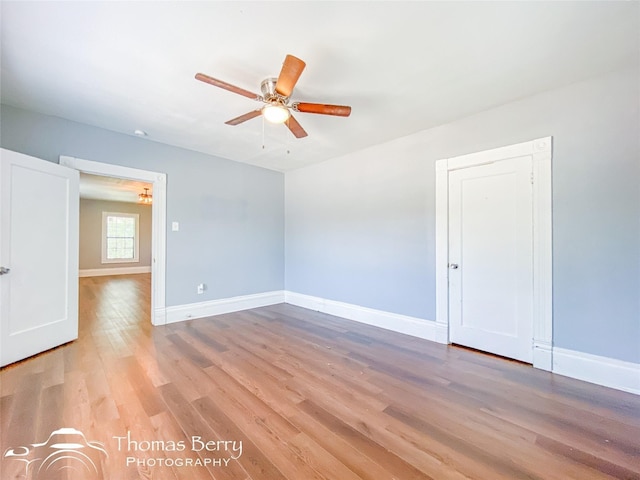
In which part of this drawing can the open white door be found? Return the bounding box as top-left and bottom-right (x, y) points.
(1, 149), (79, 366)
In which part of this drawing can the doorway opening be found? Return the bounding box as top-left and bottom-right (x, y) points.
(60, 156), (167, 325)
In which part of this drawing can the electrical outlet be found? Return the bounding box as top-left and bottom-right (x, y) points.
(197, 283), (205, 295)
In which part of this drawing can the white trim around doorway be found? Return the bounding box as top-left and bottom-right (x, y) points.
(59, 156), (167, 325)
(434, 137), (553, 370)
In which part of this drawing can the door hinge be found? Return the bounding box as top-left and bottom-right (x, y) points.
(530, 172), (534, 184)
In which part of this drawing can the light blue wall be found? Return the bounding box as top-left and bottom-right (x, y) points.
(285, 68), (640, 364)
(286, 147), (435, 319)
(0, 105), (284, 306)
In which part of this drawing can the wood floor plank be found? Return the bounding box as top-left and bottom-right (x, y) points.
(155, 347), (213, 404)
(286, 432), (364, 480)
(35, 383), (65, 440)
(301, 398), (437, 479)
(120, 355), (167, 417)
(159, 382), (248, 480)
(166, 333), (214, 369)
(534, 434), (640, 480)
(197, 362), (337, 480)
(193, 395), (288, 479)
(203, 342), (306, 408)
(294, 381), (473, 480)
(367, 352), (639, 478)
(287, 404), (412, 480)
(181, 321), (229, 353)
(384, 402), (613, 480)
(114, 395), (178, 480)
(4, 372), (43, 447)
(0, 394), (15, 449)
(148, 411), (214, 480)
(62, 369), (92, 429)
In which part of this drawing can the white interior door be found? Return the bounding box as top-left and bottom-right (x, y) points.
(1, 149), (79, 367)
(448, 154), (534, 363)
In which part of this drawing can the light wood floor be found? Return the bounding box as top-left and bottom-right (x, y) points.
(1, 274), (639, 479)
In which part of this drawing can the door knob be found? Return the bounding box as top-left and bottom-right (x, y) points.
(0, 267), (10, 275)
(449, 263), (459, 269)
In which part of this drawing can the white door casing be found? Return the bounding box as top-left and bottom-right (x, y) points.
(448, 155), (534, 363)
(435, 137), (553, 370)
(59, 156), (167, 325)
(1, 149), (79, 366)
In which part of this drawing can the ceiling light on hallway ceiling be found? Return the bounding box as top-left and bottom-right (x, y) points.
(134, 129), (148, 137)
(138, 187), (152, 204)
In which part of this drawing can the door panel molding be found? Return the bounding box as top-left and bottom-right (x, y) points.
(435, 137), (553, 370)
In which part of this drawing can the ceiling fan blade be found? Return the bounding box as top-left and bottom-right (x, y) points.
(294, 102), (352, 117)
(285, 115), (308, 138)
(275, 55), (306, 98)
(195, 73), (261, 100)
(225, 110), (262, 126)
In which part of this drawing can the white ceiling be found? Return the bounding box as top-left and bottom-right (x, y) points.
(1, 2), (638, 172)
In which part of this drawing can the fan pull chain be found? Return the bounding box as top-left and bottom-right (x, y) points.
(262, 115), (265, 149)
(284, 119), (291, 155)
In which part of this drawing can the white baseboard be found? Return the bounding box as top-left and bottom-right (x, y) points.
(165, 291), (285, 324)
(79, 266), (151, 277)
(553, 347), (640, 395)
(435, 322), (449, 344)
(153, 307), (167, 326)
(533, 340), (553, 371)
(284, 291), (437, 341)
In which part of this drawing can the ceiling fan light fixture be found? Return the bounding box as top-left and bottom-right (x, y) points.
(262, 104), (290, 124)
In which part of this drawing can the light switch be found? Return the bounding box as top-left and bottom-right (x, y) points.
(172, 221), (179, 232)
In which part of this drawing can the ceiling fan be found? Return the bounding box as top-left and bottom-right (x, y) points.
(195, 54), (351, 138)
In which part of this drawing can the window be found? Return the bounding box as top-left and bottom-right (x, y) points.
(102, 212), (139, 263)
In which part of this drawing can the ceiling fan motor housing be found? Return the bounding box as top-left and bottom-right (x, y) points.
(261, 78), (289, 103)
